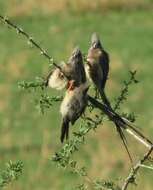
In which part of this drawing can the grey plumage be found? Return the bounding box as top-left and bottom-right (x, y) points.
(45, 47), (88, 142)
(60, 83), (89, 143)
(65, 47), (86, 86)
(86, 33), (110, 106)
(89, 32), (109, 91)
(60, 47), (88, 143)
(86, 33), (133, 165)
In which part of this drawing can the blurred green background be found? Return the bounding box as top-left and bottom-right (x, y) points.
(0, 0), (153, 189)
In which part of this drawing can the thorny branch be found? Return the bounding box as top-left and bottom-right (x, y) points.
(114, 70), (139, 111)
(0, 15), (68, 79)
(122, 146), (153, 190)
(1, 15), (153, 190)
(0, 161), (23, 188)
(1, 14), (151, 148)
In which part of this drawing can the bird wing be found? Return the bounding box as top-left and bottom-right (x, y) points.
(99, 50), (109, 90)
(88, 61), (104, 92)
(77, 61), (86, 84)
(67, 93), (86, 125)
(115, 122), (133, 166)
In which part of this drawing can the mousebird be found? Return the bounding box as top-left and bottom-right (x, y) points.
(86, 33), (133, 165)
(60, 81), (89, 143)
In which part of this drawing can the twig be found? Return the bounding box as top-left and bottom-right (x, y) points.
(139, 164), (153, 170)
(122, 146), (153, 190)
(2, 14), (153, 190)
(125, 128), (151, 148)
(0, 15), (68, 79)
(114, 70), (138, 111)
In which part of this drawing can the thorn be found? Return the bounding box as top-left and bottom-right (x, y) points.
(16, 29), (20, 34)
(27, 40), (32, 47)
(4, 16), (8, 22)
(29, 37), (33, 41)
(49, 58), (53, 62)
(40, 51), (44, 55)
(18, 27), (23, 33)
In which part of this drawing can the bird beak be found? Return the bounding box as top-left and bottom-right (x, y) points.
(72, 47), (81, 56)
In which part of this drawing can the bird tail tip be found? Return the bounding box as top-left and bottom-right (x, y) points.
(116, 123), (133, 166)
(60, 118), (69, 143)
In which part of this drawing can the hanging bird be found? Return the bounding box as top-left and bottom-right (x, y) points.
(86, 33), (133, 165)
(60, 81), (89, 143)
(46, 47), (88, 143)
(45, 62), (67, 90)
(60, 47), (88, 143)
(45, 47), (86, 90)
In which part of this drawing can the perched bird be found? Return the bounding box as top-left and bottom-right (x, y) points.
(86, 33), (133, 165)
(60, 47), (88, 143)
(45, 47), (88, 143)
(60, 82), (89, 143)
(86, 32), (110, 106)
(45, 47), (86, 90)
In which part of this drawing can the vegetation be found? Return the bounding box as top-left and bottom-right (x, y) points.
(0, 1), (153, 189)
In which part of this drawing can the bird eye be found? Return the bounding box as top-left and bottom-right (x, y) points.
(59, 73), (64, 79)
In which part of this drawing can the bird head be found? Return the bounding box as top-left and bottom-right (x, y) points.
(69, 47), (83, 65)
(67, 47), (86, 85)
(91, 33), (102, 49)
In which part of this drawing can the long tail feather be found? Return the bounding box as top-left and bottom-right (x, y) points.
(99, 88), (133, 165)
(61, 118), (69, 143)
(99, 90), (111, 107)
(88, 95), (153, 149)
(115, 122), (133, 166)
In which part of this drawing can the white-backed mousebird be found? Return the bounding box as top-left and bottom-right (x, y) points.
(60, 81), (89, 143)
(60, 48), (88, 142)
(46, 47), (88, 143)
(86, 33), (133, 165)
(86, 32), (110, 106)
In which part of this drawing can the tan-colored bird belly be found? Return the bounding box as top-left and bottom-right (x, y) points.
(85, 64), (92, 82)
(60, 90), (74, 117)
(60, 83), (88, 117)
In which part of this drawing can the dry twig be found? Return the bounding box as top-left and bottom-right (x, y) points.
(1, 14), (152, 148)
(1, 14), (153, 190)
(122, 146), (153, 190)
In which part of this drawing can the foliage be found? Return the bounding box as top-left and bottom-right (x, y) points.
(0, 10), (153, 190)
(0, 161), (23, 188)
